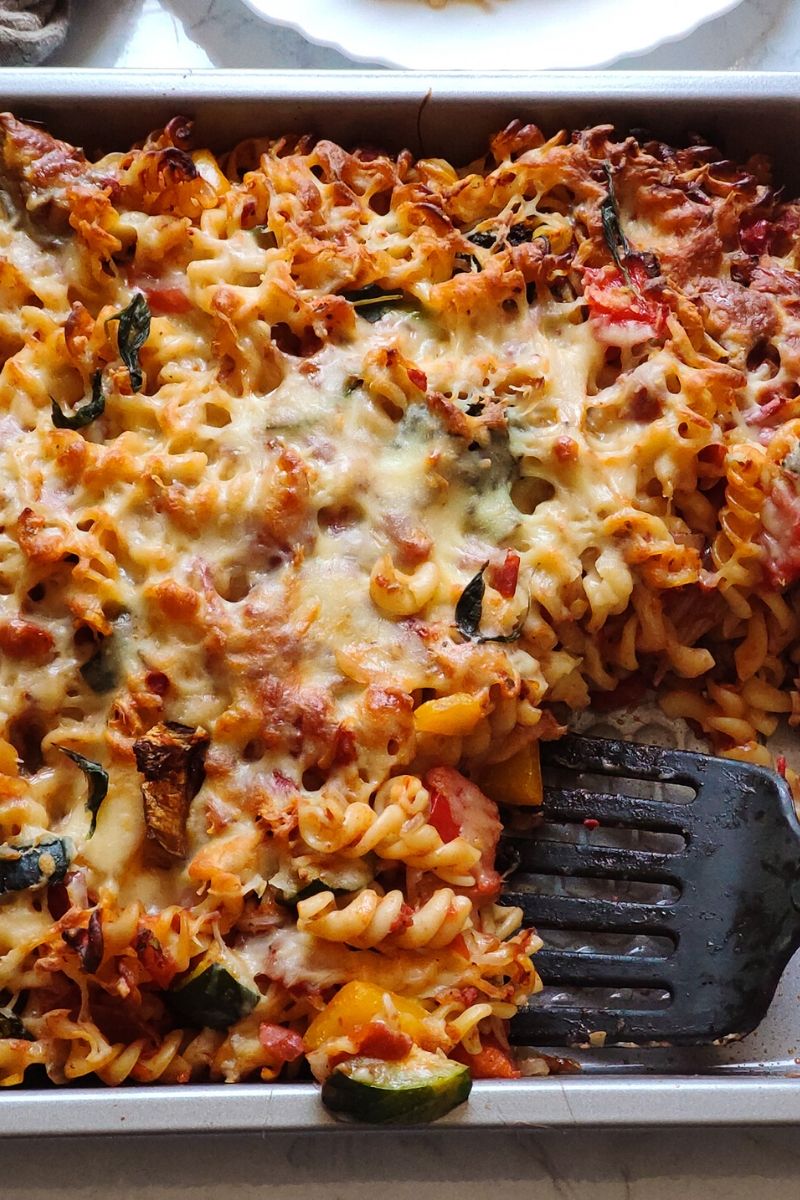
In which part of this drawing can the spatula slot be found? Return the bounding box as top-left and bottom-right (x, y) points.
(537, 928), (676, 958)
(511, 873), (681, 904)
(534, 822), (687, 854)
(543, 767), (696, 805)
(531, 985), (672, 1011)
(539, 790), (691, 830)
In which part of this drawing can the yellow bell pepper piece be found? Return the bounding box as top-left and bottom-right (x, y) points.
(480, 743), (543, 806)
(304, 981), (430, 1051)
(414, 692), (486, 737)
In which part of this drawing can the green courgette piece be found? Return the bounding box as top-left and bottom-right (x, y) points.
(168, 959), (259, 1030)
(80, 638), (118, 694)
(342, 285), (412, 323)
(321, 1050), (472, 1124)
(274, 878), (331, 909)
(271, 858), (373, 909)
(0, 837), (71, 895)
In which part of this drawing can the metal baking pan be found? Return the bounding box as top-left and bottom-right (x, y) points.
(1, 68), (799, 1133)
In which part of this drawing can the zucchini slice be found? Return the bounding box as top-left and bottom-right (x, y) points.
(168, 958), (259, 1030)
(322, 1049), (471, 1124)
(271, 858), (372, 908)
(273, 877), (331, 909)
(0, 837), (71, 894)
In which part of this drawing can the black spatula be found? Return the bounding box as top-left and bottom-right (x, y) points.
(502, 734), (800, 1047)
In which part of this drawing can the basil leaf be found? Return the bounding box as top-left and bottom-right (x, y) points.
(600, 163), (631, 281)
(0, 837), (71, 894)
(467, 230), (496, 250)
(455, 563), (489, 640)
(0, 1010), (31, 1040)
(343, 285), (407, 323)
(454, 561), (527, 644)
(51, 370), (105, 430)
(58, 748), (108, 838)
(106, 293), (151, 392)
(80, 639), (118, 694)
(506, 224), (534, 246)
(481, 605), (528, 644)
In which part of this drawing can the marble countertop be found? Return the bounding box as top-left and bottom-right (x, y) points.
(5, 1123), (800, 1199)
(7, 2), (800, 1197)
(45, 0), (800, 70)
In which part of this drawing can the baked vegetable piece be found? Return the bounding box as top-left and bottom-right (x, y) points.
(133, 722), (209, 864)
(0, 838), (71, 894)
(169, 956), (259, 1030)
(322, 1050), (472, 1124)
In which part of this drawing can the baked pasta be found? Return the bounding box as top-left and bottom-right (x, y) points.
(0, 111), (798, 1116)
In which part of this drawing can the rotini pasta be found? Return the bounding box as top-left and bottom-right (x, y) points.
(0, 109), (799, 1118)
(296, 886), (472, 950)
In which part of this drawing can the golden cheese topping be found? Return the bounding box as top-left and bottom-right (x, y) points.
(0, 113), (798, 1091)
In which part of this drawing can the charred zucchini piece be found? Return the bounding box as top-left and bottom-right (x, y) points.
(0, 837), (71, 894)
(322, 1049), (471, 1124)
(168, 958), (259, 1030)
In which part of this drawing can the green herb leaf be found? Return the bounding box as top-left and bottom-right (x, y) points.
(343, 285), (408, 323)
(454, 563), (489, 640)
(454, 561), (527, 644)
(106, 293), (151, 392)
(506, 224), (534, 247)
(0, 1009), (31, 1040)
(467, 230), (496, 250)
(79, 638), (118, 694)
(58, 748), (108, 838)
(51, 370), (105, 430)
(600, 163), (631, 284)
(481, 601), (528, 645)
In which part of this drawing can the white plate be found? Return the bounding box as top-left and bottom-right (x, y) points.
(239, 0), (744, 70)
